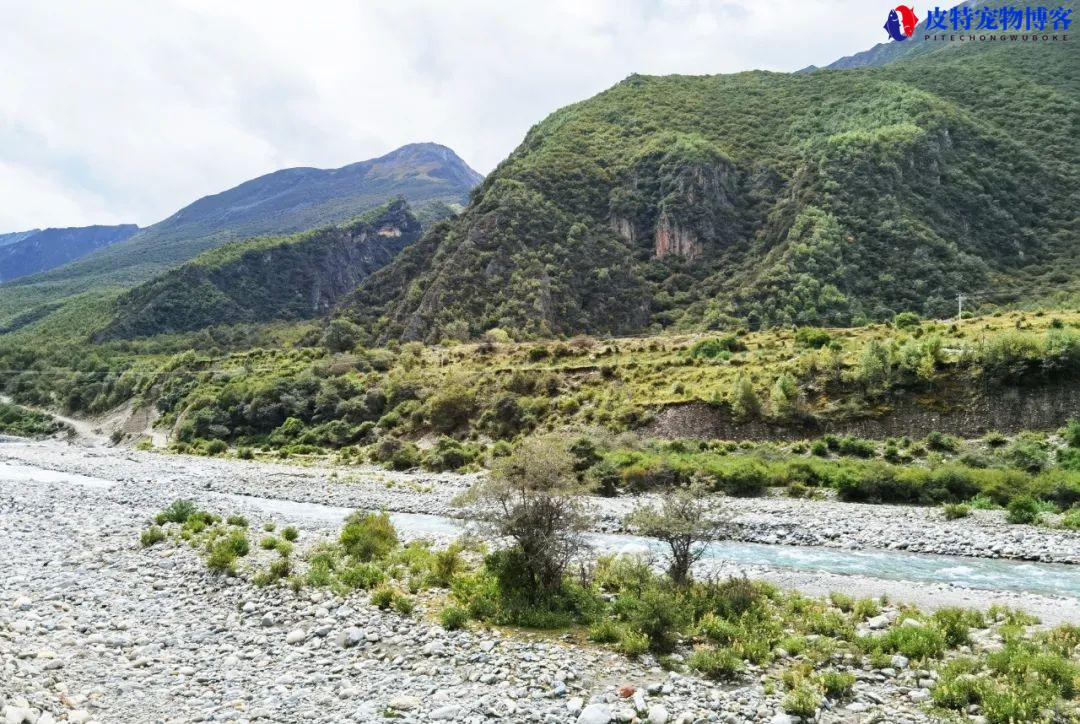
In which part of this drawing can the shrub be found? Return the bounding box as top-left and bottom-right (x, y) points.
(626, 486), (729, 586)
(819, 670), (855, 699)
(339, 562), (386, 590)
(942, 503), (971, 520)
(617, 630), (650, 657)
(340, 511), (398, 562)
(871, 621), (946, 660)
(810, 440), (828, 457)
(794, 327), (832, 349)
(1006, 496), (1040, 524)
(852, 598), (881, 620)
(836, 436), (876, 458)
(226, 515), (248, 528)
(426, 383), (476, 433)
(392, 593), (414, 615)
(689, 335), (744, 358)
(588, 619), (623, 643)
(206, 533), (248, 574)
(688, 647), (744, 680)
(894, 311), (921, 330)
(828, 592), (854, 612)
(1060, 507), (1080, 530)
(925, 431), (960, 452)
(140, 526), (165, 547)
(204, 439), (228, 455)
(156, 498), (197, 524)
(259, 536), (279, 550)
(782, 684), (821, 718)
(626, 586), (691, 653)
(281, 525), (300, 542)
(237, 447), (254, 460)
(370, 586), (397, 609)
(931, 607), (982, 647)
(440, 605), (469, 631)
(1065, 418), (1080, 448)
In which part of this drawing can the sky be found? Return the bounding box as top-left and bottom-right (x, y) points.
(0, 0), (893, 231)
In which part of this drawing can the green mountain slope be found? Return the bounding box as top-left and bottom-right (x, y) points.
(94, 199), (430, 340)
(341, 34), (1077, 341)
(0, 143), (481, 332)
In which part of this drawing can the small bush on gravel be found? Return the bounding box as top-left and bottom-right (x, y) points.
(259, 536), (279, 550)
(1006, 496), (1040, 524)
(867, 621), (947, 660)
(440, 606), (469, 631)
(688, 647), (744, 680)
(370, 585), (397, 609)
(281, 525), (300, 542)
(226, 515), (248, 528)
(156, 498), (196, 524)
(828, 592), (854, 612)
(1060, 507), (1080, 530)
(262, 522), (276, 532)
(587, 619), (623, 643)
(338, 563), (385, 590)
(932, 607), (983, 647)
(782, 683), (821, 718)
(819, 670), (855, 699)
(140, 526), (165, 547)
(339, 511), (398, 562)
(617, 630), (650, 657)
(392, 593), (414, 615)
(852, 598), (881, 620)
(942, 503), (971, 520)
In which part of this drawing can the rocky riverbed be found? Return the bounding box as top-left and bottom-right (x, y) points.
(1, 440), (1078, 723)
(2, 440), (1076, 565)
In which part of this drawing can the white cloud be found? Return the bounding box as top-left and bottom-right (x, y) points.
(0, 0), (890, 230)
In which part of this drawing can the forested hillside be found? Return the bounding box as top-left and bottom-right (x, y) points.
(95, 199), (431, 340)
(341, 36), (1077, 342)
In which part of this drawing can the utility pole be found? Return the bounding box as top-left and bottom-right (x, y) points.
(956, 293), (966, 324)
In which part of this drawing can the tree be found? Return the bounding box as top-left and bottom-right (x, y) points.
(461, 435), (592, 600)
(626, 485), (730, 587)
(321, 319), (360, 353)
(730, 374), (761, 420)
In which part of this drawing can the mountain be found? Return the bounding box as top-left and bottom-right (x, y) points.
(340, 33), (1078, 342)
(0, 230), (40, 248)
(94, 199), (431, 340)
(0, 225), (139, 283)
(0, 143), (482, 333)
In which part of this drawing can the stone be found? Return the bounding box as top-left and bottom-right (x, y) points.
(336, 627), (364, 649)
(67, 713), (90, 724)
(430, 705), (460, 720)
(890, 654), (909, 669)
(617, 685), (635, 698)
(285, 629), (306, 644)
(577, 703), (611, 724)
(567, 697), (584, 715)
(388, 696), (420, 711)
(647, 704), (670, 724)
(769, 715), (794, 724)
(866, 614), (890, 630)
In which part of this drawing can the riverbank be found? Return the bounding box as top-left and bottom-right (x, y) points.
(3, 440), (1079, 723)
(2, 440), (1076, 565)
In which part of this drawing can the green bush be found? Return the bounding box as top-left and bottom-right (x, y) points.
(259, 536), (279, 550)
(156, 498), (197, 524)
(819, 670), (855, 699)
(617, 629), (650, 657)
(205, 439), (228, 455)
(689, 335), (744, 359)
(226, 515), (248, 528)
(931, 607), (982, 647)
(942, 503), (971, 520)
(794, 327), (832, 349)
(1060, 507), (1080, 530)
(440, 605), (469, 631)
(340, 511), (398, 561)
(1006, 496), (1040, 524)
(281, 525), (300, 542)
(1064, 418), (1080, 448)
(869, 621), (946, 660)
(339, 562), (386, 590)
(587, 619), (623, 643)
(624, 586), (690, 653)
(140, 526), (165, 547)
(782, 684), (821, 718)
(687, 647), (744, 680)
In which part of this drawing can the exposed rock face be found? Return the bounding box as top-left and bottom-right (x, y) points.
(654, 211), (702, 259)
(608, 134), (744, 261)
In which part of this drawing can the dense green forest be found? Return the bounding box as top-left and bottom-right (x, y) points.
(339, 36), (1077, 342)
